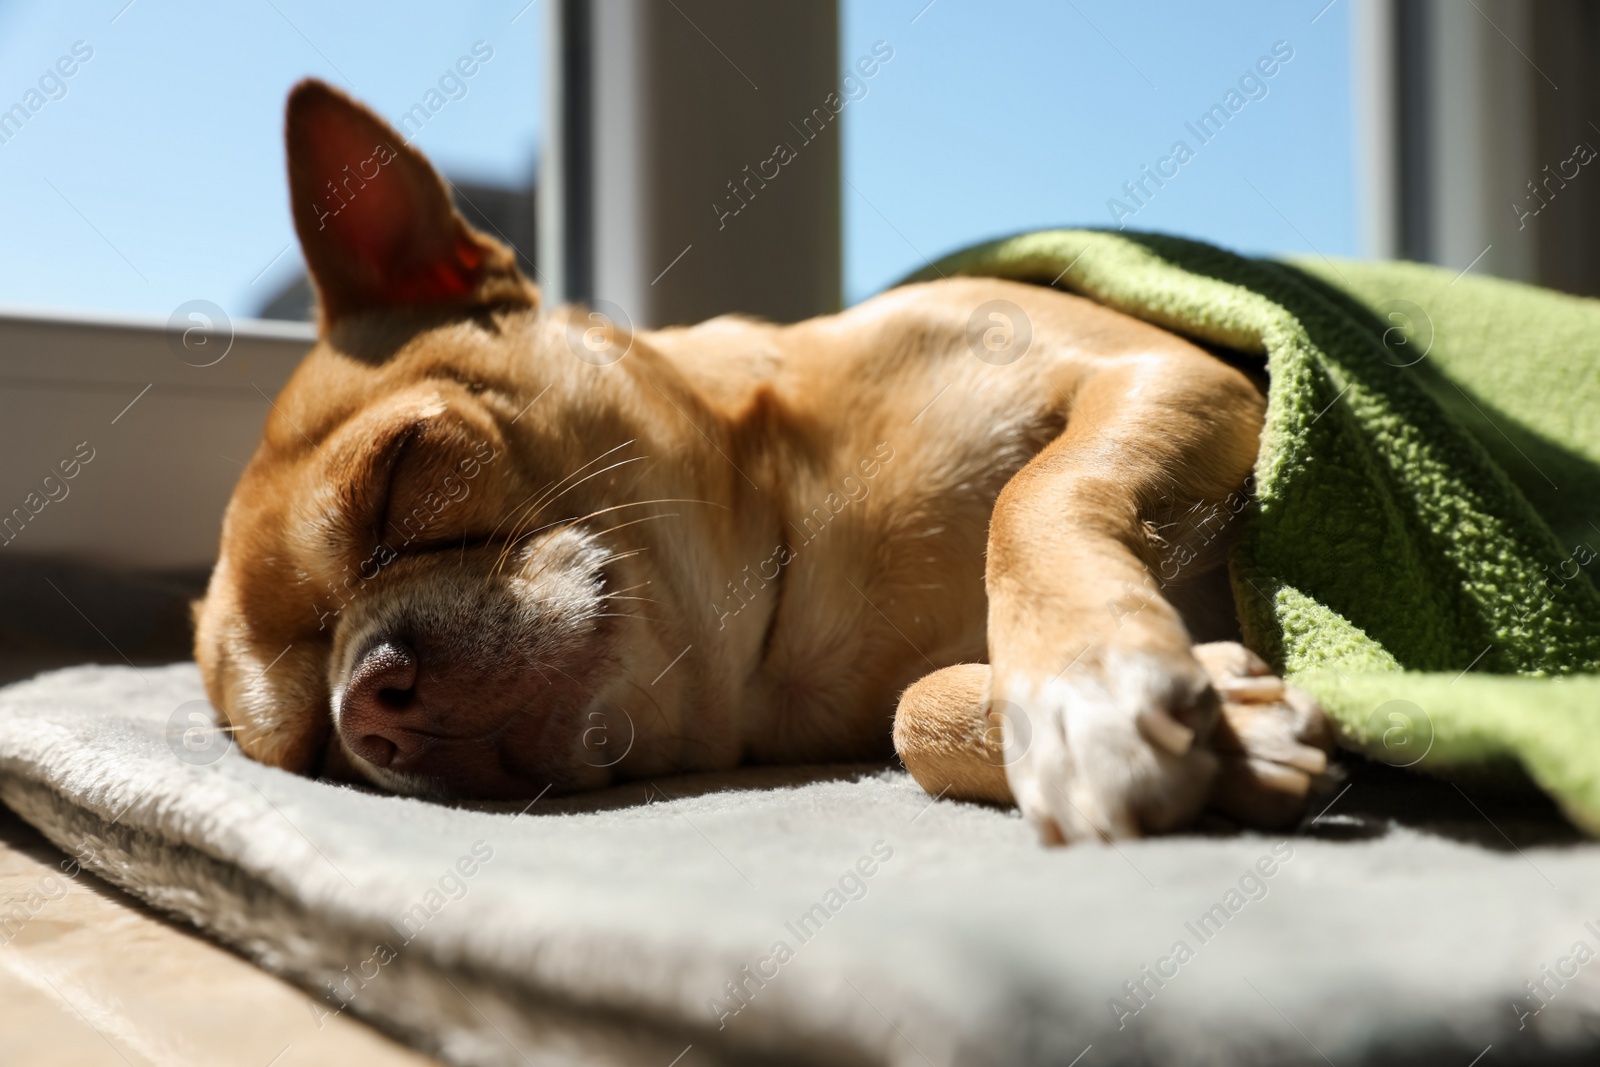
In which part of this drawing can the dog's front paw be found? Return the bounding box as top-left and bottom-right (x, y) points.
(997, 651), (1221, 845)
(1193, 641), (1335, 829)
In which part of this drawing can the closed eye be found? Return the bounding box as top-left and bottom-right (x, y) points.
(392, 533), (500, 557)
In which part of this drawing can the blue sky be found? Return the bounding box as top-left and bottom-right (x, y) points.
(0, 0), (543, 320)
(0, 0), (1355, 319)
(841, 0), (1357, 302)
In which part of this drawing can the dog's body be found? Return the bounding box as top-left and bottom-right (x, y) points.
(196, 82), (1330, 844)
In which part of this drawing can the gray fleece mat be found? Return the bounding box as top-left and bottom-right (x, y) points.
(1, 663), (1599, 1066)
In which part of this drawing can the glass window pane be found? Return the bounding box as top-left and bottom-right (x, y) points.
(0, 1), (541, 320)
(841, 0), (1356, 304)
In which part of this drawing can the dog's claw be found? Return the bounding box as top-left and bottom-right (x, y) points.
(1210, 755), (1313, 829)
(1137, 707), (1195, 757)
(1214, 675), (1285, 704)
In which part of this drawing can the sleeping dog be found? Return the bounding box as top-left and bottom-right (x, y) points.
(194, 80), (1332, 844)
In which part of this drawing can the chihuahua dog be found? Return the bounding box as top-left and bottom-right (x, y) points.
(194, 80), (1331, 845)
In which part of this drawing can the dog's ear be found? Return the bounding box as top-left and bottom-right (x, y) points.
(285, 79), (536, 325)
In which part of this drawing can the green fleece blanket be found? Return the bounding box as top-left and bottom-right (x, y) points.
(908, 230), (1600, 830)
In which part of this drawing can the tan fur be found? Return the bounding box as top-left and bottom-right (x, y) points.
(194, 81), (1332, 841)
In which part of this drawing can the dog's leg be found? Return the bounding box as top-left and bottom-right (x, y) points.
(893, 664), (1011, 804)
(969, 350), (1307, 842)
(894, 653), (1333, 829)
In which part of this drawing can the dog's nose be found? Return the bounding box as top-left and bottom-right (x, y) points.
(338, 638), (425, 768)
